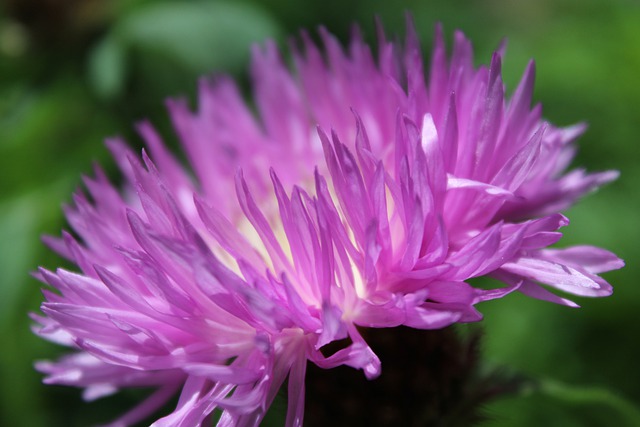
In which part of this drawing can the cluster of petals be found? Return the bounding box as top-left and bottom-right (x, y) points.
(34, 20), (623, 427)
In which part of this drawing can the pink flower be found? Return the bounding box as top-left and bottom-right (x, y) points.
(34, 20), (622, 426)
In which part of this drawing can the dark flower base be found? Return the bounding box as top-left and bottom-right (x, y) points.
(304, 326), (520, 427)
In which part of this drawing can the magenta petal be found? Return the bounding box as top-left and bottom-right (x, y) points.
(491, 124), (544, 191)
(447, 175), (515, 198)
(316, 303), (348, 349)
(99, 384), (180, 427)
(519, 280), (580, 308)
(354, 297), (407, 328)
(150, 376), (215, 427)
(285, 351), (307, 427)
(427, 281), (475, 304)
(194, 194), (265, 272)
(311, 325), (381, 380)
(501, 256), (613, 297)
(540, 245), (624, 274)
(403, 302), (463, 330)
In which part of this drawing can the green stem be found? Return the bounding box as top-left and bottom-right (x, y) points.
(537, 378), (640, 425)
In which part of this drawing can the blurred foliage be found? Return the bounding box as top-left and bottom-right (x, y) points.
(1, 0), (638, 426)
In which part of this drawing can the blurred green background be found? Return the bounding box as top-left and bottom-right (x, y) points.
(1, 0), (638, 425)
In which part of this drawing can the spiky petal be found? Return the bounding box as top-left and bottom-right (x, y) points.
(35, 19), (622, 426)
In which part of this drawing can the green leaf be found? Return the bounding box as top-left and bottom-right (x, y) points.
(0, 195), (39, 324)
(88, 34), (127, 100)
(117, 1), (282, 73)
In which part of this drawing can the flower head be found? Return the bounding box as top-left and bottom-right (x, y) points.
(34, 19), (622, 426)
